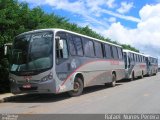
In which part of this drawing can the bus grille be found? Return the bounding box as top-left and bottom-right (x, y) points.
(19, 87), (37, 91)
(17, 80), (40, 84)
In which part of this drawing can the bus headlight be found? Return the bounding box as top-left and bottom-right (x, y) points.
(9, 77), (15, 83)
(41, 72), (53, 82)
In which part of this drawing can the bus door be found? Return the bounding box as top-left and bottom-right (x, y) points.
(123, 52), (127, 69)
(55, 32), (71, 83)
(128, 53), (134, 75)
(128, 53), (131, 69)
(146, 57), (151, 74)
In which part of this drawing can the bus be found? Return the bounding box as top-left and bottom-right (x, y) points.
(9, 28), (125, 96)
(123, 49), (147, 80)
(145, 55), (158, 76)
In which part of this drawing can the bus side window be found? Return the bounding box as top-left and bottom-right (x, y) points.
(128, 57), (131, 68)
(56, 39), (68, 59)
(74, 36), (83, 56)
(132, 53), (133, 62)
(83, 38), (95, 57)
(139, 55), (141, 62)
(117, 47), (123, 60)
(112, 46), (118, 59)
(104, 44), (112, 59)
(68, 34), (83, 56)
(128, 53), (131, 68)
(138, 55), (140, 62)
(94, 41), (103, 58)
(56, 33), (69, 65)
(140, 56), (142, 62)
(124, 52), (127, 69)
(136, 55), (138, 62)
(68, 34), (76, 56)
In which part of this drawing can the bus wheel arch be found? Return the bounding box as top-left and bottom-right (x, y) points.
(75, 73), (84, 85)
(68, 73), (84, 97)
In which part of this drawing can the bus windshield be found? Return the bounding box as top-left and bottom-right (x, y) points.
(10, 31), (53, 73)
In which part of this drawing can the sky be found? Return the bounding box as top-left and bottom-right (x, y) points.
(19, 0), (160, 65)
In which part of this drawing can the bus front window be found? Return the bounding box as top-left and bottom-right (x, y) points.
(10, 31), (53, 73)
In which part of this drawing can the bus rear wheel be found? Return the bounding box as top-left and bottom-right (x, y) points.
(108, 73), (116, 87)
(68, 77), (84, 97)
(140, 71), (144, 79)
(130, 72), (134, 81)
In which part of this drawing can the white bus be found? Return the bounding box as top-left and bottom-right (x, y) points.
(145, 55), (158, 76)
(9, 29), (125, 96)
(123, 49), (147, 80)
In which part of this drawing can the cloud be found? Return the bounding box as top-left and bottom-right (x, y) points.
(85, 0), (140, 22)
(19, 0), (110, 28)
(117, 2), (134, 14)
(19, 0), (140, 24)
(101, 9), (140, 22)
(106, 0), (116, 8)
(86, 0), (116, 11)
(105, 3), (160, 62)
(108, 17), (116, 23)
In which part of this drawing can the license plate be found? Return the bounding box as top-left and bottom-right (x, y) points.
(23, 84), (31, 88)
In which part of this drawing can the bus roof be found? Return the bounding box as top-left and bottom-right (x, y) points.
(123, 49), (158, 59)
(144, 54), (158, 59)
(123, 49), (145, 56)
(17, 28), (122, 48)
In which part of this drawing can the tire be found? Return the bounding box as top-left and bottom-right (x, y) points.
(148, 72), (151, 77)
(130, 72), (134, 81)
(154, 70), (157, 76)
(155, 71), (157, 75)
(150, 71), (153, 76)
(108, 73), (116, 87)
(68, 77), (84, 97)
(140, 72), (144, 79)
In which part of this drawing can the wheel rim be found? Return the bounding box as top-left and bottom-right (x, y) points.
(73, 81), (80, 92)
(112, 75), (116, 86)
(112, 80), (116, 86)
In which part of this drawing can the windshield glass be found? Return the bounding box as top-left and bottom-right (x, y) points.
(10, 31), (53, 73)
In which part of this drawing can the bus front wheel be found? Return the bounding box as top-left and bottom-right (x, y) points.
(68, 77), (84, 97)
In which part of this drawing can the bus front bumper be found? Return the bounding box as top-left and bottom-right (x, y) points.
(10, 80), (57, 94)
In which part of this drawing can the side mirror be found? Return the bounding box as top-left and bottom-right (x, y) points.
(56, 36), (64, 49)
(55, 36), (60, 41)
(59, 39), (64, 49)
(4, 45), (7, 55)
